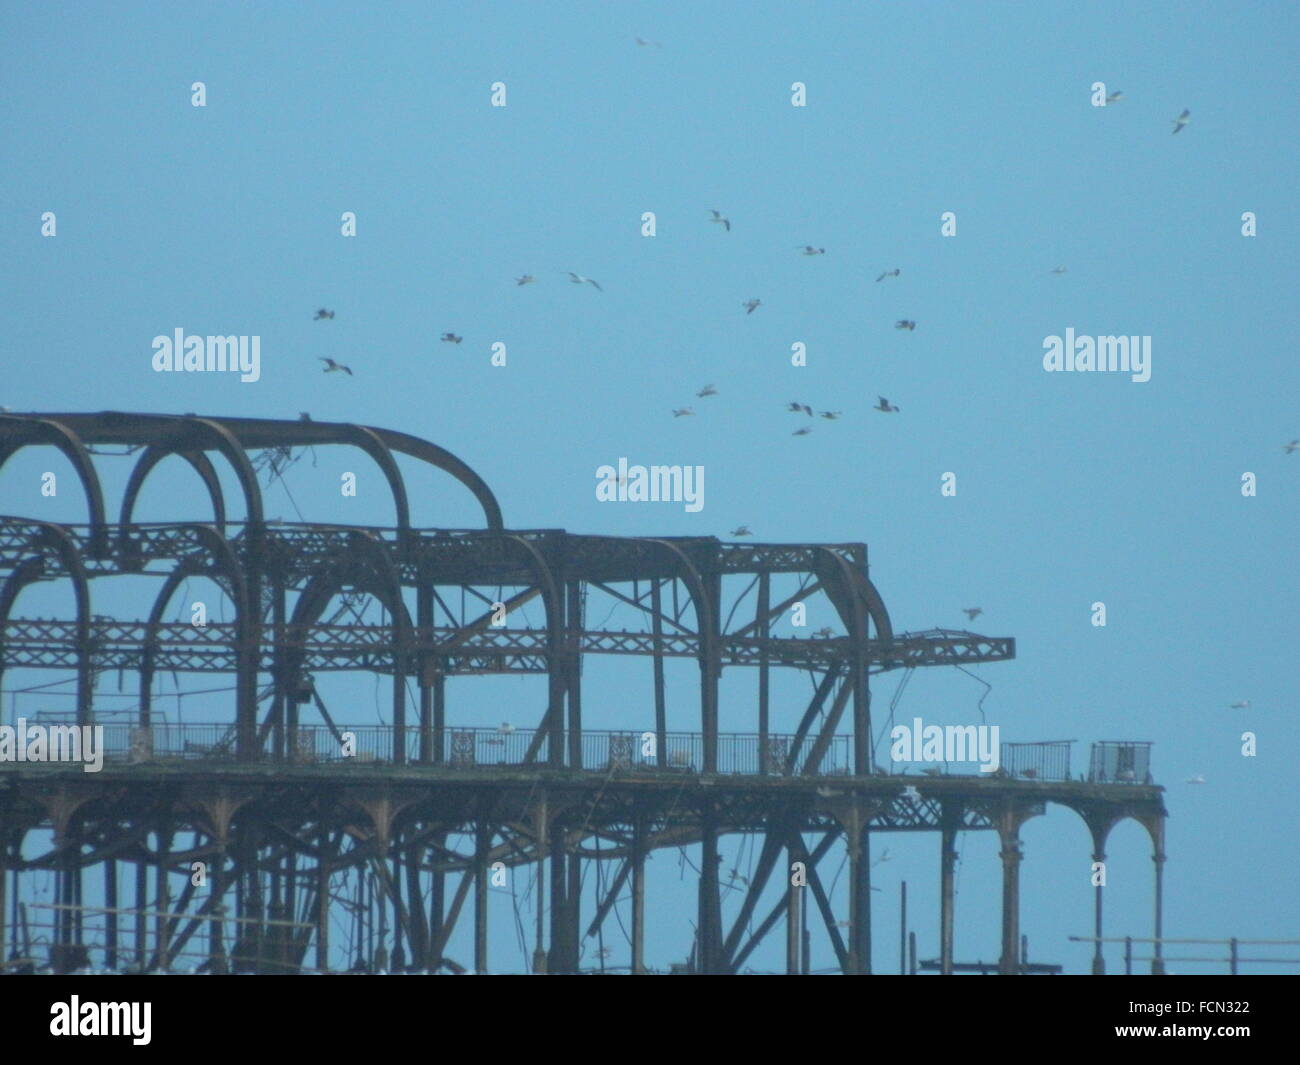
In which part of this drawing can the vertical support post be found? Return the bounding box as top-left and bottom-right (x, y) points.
(757, 572), (770, 774)
(104, 856), (117, 970)
(700, 572), (721, 774)
(651, 580), (667, 767)
(0, 850), (6, 971)
(316, 834), (329, 972)
(134, 857), (147, 971)
(631, 811), (646, 975)
(432, 671), (446, 766)
(1092, 848), (1106, 975)
(209, 844), (227, 973)
(428, 831), (445, 971)
(532, 801), (547, 974)
(474, 819), (489, 974)
(418, 581), (433, 764)
(900, 879), (907, 976)
(786, 841), (800, 975)
(566, 581), (583, 769)
(155, 823), (171, 972)
(1152, 842), (1166, 975)
(940, 812), (957, 976)
(998, 824), (1022, 975)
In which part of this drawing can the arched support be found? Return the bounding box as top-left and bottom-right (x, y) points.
(120, 446), (228, 536)
(0, 416), (108, 555)
(1134, 811), (1168, 975)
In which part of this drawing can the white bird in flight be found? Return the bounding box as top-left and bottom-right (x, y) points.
(743, 299), (761, 314)
(1284, 440), (1299, 454)
(319, 357), (352, 375)
(820, 410), (842, 420)
(1106, 90), (1124, 104)
(874, 396), (900, 413)
(787, 401), (813, 416)
(567, 272), (603, 291)
(697, 384), (718, 397)
(1050, 266), (1067, 275)
(1171, 109), (1190, 134)
(895, 320), (917, 331)
(709, 209), (731, 232)
(813, 626), (835, 638)
(1228, 700), (1250, 709)
(672, 407), (695, 418)
(876, 269), (900, 282)
(497, 722), (516, 734)
(730, 525), (752, 537)
(798, 245), (826, 256)
(635, 35), (662, 48)
(963, 607), (983, 621)
(1186, 774), (1206, 784)
(314, 308), (335, 320)
(792, 426), (812, 436)
(515, 274), (537, 286)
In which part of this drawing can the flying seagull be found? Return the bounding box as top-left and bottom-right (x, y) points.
(743, 299), (761, 314)
(819, 410), (842, 420)
(1106, 90), (1124, 103)
(709, 209), (731, 232)
(963, 607), (983, 621)
(697, 384), (718, 397)
(873, 848), (891, 867)
(792, 426), (812, 436)
(567, 272), (603, 291)
(874, 396), (899, 413)
(876, 269), (900, 282)
(1186, 774), (1206, 784)
(1284, 440), (1299, 454)
(672, 407), (695, 418)
(730, 525), (752, 537)
(314, 309), (335, 320)
(1050, 266), (1068, 275)
(440, 332), (463, 344)
(1228, 700), (1250, 709)
(787, 401), (813, 416)
(1171, 108), (1190, 134)
(895, 320), (917, 331)
(635, 36), (662, 48)
(798, 245), (826, 256)
(319, 357), (352, 375)
(515, 274), (537, 286)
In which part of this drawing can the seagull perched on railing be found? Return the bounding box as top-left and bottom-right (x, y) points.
(318, 357), (352, 375)
(314, 308), (335, 320)
(813, 626), (835, 638)
(922, 766), (943, 777)
(497, 722), (515, 734)
(709, 209), (731, 232)
(901, 785), (921, 803)
(567, 272), (603, 291)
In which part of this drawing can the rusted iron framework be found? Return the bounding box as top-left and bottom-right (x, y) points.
(0, 412), (1166, 974)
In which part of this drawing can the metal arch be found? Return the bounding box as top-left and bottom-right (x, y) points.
(0, 522), (95, 724)
(492, 533), (566, 766)
(120, 447), (228, 534)
(637, 537), (720, 771)
(364, 426), (502, 531)
(337, 424), (411, 534)
(283, 531), (416, 761)
(0, 416), (109, 553)
(138, 526), (252, 729)
(179, 417), (264, 527)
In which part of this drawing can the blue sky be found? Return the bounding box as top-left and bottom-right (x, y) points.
(2, 1), (1297, 974)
